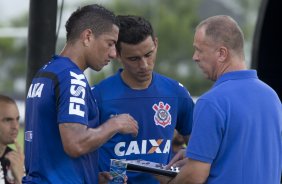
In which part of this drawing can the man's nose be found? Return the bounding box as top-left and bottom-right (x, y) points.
(192, 52), (199, 62)
(139, 58), (148, 68)
(11, 119), (19, 129)
(109, 47), (117, 59)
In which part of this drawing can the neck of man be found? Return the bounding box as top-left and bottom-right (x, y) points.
(60, 44), (86, 71)
(121, 71), (152, 90)
(217, 58), (247, 80)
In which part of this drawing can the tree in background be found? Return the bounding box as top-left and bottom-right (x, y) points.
(87, 0), (213, 96)
(0, 14), (28, 98)
(0, 0), (261, 98)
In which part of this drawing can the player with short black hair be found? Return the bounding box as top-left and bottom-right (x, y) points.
(92, 15), (194, 184)
(23, 4), (138, 184)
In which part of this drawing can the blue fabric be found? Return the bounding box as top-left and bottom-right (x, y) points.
(92, 69), (194, 184)
(23, 55), (100, 184)
(187, 70), (282, 184)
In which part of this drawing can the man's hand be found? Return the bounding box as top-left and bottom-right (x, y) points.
(5, 140), (24, 184)
(98, 172), (113, 184)
(98, 172), (127, 184)
(154, 174), (175, 184)
(111, 114), (139, 137)
(166, 149), (187, 169)
(59, 114), (138, 157)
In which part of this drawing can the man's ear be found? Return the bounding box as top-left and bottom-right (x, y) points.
(153, 37), (158, 49)
(218, 46), (228, 63)
(81, 29), (93, 47)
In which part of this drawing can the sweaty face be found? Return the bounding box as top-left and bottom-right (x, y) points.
(118, 36), (158, 88)
(87, 24), (119, 71)
(0, 102), (19, 146)
(192, 28), (220, 81)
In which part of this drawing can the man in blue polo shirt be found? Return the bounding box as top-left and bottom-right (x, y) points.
(158, 15), (282, 184)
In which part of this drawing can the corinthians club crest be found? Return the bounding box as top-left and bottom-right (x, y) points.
(152, 101), (172, 128)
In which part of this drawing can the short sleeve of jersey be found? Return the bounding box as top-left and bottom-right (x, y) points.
(175, 84), (194, 136)
(186, 99), (225, 163)
(56, 68), (89, 126)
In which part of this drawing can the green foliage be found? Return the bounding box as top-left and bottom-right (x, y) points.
(0, 0), (262, 97)
(238, 0), (261, 39)
(10, 14), (29, 27)
(0, 38), (14, 52)
(0, 37), (27, 96)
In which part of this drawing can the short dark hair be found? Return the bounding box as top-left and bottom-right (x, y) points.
(0, 94), (16, 104)
(116, 15), (154, 53)
(65, 4), (119, 41)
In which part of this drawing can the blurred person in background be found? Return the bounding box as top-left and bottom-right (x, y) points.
(92, 15), (194, 184)
(0, 94), (24, 184)
(157, 15), (282, 184)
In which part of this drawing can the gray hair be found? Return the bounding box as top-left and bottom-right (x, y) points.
(197, 15), (244, 57)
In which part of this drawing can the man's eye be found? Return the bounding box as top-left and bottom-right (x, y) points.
(109, 42), (116, 47)
(129, 57), (139, 61)
(145, 53), (152, 58)
(2, 119), (11, 123)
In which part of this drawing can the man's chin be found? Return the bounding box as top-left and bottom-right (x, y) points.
(89, 65), (102, 72)
(6, 140), (16, 145)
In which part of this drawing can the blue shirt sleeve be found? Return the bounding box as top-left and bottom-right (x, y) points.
(186, 99), (225, 163)
(56, 69), (89, 126)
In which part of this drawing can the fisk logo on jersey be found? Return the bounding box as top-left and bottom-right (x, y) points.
(152, 101), (172, 128)
(114, 139), (171, 156)
(69, 71), (86, 117)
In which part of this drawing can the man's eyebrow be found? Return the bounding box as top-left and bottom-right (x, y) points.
(145, 46), (156, 55)
(126, 55), (140, 60)
(145, 50), (154, 55)
(1, 116), (19, 121)
(2, 117), (13, 121)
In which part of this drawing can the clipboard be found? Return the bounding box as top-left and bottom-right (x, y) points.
(120, 159), (179, 177)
